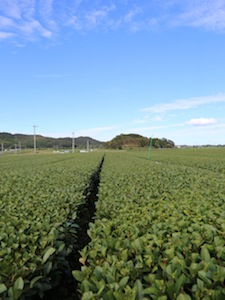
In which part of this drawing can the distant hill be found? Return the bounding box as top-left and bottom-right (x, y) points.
(0, 132), (103, 150)
(105, 134), (175, 149)
(0, 132), (175, 151)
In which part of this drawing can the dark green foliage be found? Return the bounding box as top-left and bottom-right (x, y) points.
(105, 134), (175, 149)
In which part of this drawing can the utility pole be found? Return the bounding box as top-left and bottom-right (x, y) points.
(87, 140), (90, 152)
(147, 135), (153, 160)
(33, 125), (38, 154)
(0, 143), (3, 156)
(72, 132), (75, 154)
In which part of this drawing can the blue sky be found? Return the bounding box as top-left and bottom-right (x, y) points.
(1, 0), (225, 145)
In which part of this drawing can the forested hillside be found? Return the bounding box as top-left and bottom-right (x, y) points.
(105, 134), (175, 149)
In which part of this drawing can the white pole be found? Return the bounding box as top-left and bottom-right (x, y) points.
(33, 125), (38, 154)
(72, 132), (75, 154)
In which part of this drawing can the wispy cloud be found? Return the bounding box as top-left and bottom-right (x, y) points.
(0, 0), (53, 41)
(141, 93), (225, 114)
(133, 119), (149, 125)
(0, 31), (14, 39)
(124, 7), (141, 23)
(77, 125), (118, 137)
(35, 73), (72, 79)
(20, 20), (52, 39)
(66, 3), (117, 32)
(171, 0), (225, 31)
(1, 1), (225, 44)
(38, 0), (57, 32)
(0, 15), (14, 27)
(186, 117), (217, 126)
(122, 6), (144, 31)
(133, 115), (163, 125)
(39, 0), (53, 18)
(0, 1), (21, 19)
(85, 5), (116, 29)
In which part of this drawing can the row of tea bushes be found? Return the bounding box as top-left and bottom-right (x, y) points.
(74, 151), (225, 299)
(0, 153), (103, 299)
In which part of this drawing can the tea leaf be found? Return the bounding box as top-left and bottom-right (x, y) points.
(0, 284), (7, 294)
(42, 247), (56, 263)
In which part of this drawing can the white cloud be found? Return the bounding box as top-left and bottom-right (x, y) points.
(142, 93), (225, 113)
(186, 117), (217, 126)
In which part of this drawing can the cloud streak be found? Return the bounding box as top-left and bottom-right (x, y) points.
(0, 31), (14, 39)
(35, 73), (72, 79)
(77, 125), (118, 138)
(141, 93), (225, 114)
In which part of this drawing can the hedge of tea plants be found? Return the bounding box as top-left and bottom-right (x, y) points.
(74, 151), (225, 299)
(0, 153), (103, 299)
